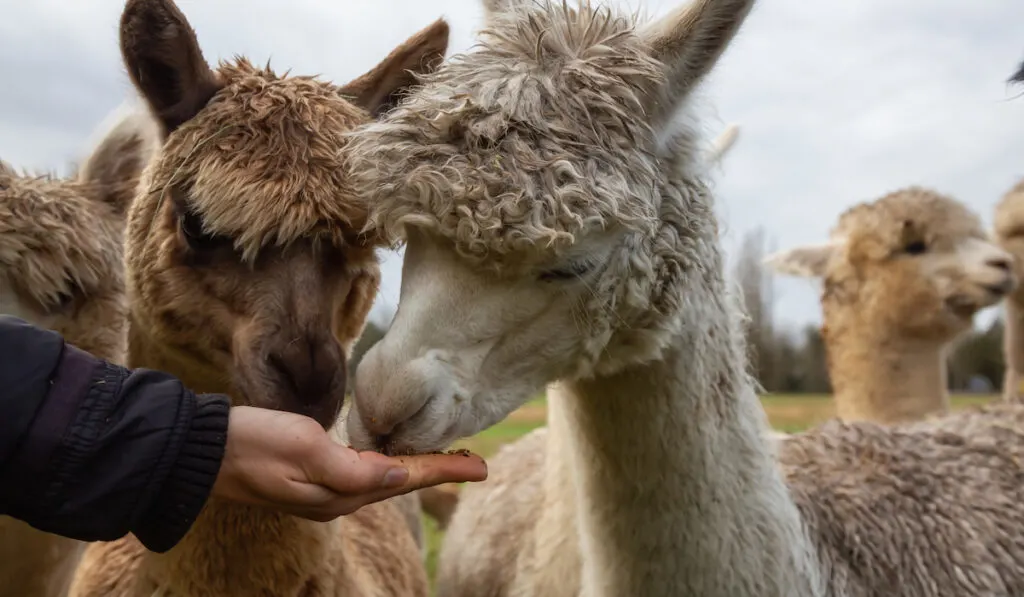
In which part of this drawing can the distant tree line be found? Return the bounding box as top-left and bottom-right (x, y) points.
(349, 226), (1008, 394)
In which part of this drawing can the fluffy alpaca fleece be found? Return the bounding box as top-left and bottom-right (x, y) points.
(766, 187), (1014, 424)
(418, 121), (745, 531)
(65, 1), (450, 595)
(340, 1), (1024, 595)
(0, 102), (159, 597)
(995, 178), (1024, 402)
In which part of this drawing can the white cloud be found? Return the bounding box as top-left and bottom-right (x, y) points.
(2, 0), (1023, 333)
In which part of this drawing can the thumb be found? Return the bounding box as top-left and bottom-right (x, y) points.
(306, 443), (407, 494)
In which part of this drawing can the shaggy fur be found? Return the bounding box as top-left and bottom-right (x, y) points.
(994, 179), (1024, 402)
(418, 121), (744, 531)
(0, 102), (159, 597)
(66, 1), (449, 595)
(766, 187), (1014, 424)
(342, 0), (1024, 595)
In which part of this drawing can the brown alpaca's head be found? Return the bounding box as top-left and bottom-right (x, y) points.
(0, 104), (160, 364)
(119, 0), (449, 429)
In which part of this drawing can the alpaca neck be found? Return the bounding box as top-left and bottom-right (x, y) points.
(126, 316), (333, 592)
(559, 296), (822, 597)
(1004, 299), (1024, 403)
(825, 324), (949, 424)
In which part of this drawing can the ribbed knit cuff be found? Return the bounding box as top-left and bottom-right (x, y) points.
(133, 393), (230, 553)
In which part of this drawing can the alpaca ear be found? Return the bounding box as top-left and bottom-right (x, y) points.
(639, 0), (756, 127)
(76, 101), (161, 215)
(119, 0), (222, 135)
(705, 123), (740, 166)
(338, 19), (450, 118)
(763, 242), (840, 278)
(1010, 58), (1024, 85)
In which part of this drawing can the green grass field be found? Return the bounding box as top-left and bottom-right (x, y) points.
(421, 392), (1001, 590)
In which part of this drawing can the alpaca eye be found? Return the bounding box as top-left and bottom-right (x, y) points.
(179, 209), (233, 253)
(539, 261), (593, 282)
(904, 240), (927, 255)
(46, 290), (76, 312)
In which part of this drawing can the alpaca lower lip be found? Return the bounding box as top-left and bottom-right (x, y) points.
(944, 296), (977, 317)
(984, 281), (1012, 295)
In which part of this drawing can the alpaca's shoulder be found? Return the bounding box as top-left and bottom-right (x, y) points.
(331, 499), (430, 596)
(68, 536), (149, 597)
(436, 426), (549, 597)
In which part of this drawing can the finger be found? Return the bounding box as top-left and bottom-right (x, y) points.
(349, 452), (488, 506)
(394, 452), (489, 486)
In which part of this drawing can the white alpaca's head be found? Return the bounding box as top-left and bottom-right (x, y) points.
(346, 0), (756, 454)
(765, 187), (1014, 343)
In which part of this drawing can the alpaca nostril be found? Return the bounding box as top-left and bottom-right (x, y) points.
(266, 333), (344, 414)
(987, 257), (1012, 272)
(267, 352), (300, 396)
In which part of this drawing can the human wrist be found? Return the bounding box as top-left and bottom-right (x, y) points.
(132, 392), (230, 552)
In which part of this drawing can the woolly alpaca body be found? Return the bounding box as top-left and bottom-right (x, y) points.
(0, 103), (159, 597)
(995, 179), (1024, 402)
(340, 1), (1024, 595)
(767, 187), (1013, 425)
(70, 499), (420, 597)
(67, 1), (450, 595)
(441, 399), (1024, 596)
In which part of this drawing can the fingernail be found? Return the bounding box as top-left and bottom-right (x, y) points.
(382, 467), (409, 488)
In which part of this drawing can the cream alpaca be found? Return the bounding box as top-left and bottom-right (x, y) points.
(341, 1), (1024, 595)
(767, 187), (1014, 424)
(994, 178), (1024, 402)
(417, 120), (745, 531)
(66, 0), (448, 595)
(0, 102), (159, 597)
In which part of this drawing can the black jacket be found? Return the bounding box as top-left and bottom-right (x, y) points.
(0, 315), (230, 553)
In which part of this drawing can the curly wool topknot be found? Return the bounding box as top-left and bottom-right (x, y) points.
(144, 58), (374, 264)
(346, 2), (673, 271)
(831, 186), (987, 257)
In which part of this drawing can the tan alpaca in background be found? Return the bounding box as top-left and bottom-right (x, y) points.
(766, 187), (1014, 424)
(342, 0), (1024, 594)
(66, 0), (449, 595)
(0, 102), (159, 597)
(994, 179), (1024, 402)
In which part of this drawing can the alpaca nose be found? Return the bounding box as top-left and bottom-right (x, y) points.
(267, 332), (346, 428)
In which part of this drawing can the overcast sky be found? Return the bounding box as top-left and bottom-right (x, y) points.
(2, 0), (1023, 333)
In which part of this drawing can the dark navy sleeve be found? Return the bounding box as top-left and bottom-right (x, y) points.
(0, 315), (230, 552)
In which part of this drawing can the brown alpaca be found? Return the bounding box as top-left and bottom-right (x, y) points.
(65, 1), (449, 595)
(994, 179), (1024, 402)
(0, 102), (159, 597)
(767, 187), (1014, 424)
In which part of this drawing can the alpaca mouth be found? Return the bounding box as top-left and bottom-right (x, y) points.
(983, 280), (1014, 296)
(944, 295), (979, 318)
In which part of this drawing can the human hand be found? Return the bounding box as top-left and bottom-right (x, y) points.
(211, 406), (487, 521)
